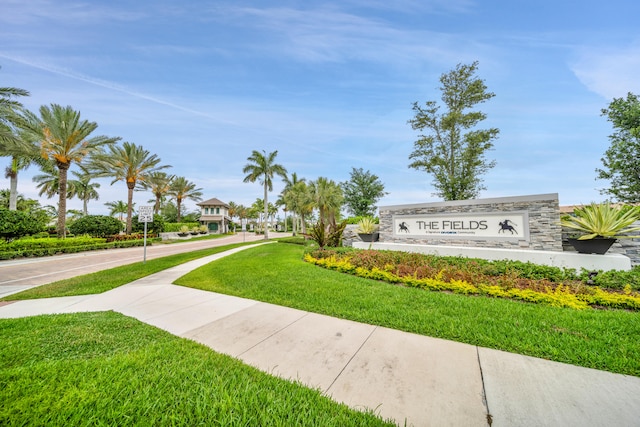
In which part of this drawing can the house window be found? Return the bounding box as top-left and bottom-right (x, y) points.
(216, 208), (220, 214)
(204, 208), (209, 214)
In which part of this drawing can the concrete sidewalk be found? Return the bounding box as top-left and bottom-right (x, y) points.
(1, 244), (639, 426)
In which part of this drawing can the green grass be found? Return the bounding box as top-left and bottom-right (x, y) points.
(1, 242), (259, 301)
(0, 312), (393, 426)
(175, 243), (640, 377)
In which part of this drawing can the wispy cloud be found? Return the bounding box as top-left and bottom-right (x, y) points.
(216, 6), (483, 67)
(570, 42), (640, 99)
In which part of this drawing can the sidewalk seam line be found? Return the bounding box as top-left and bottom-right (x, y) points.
(325, 325), (378, 394)
(236, 310), (311, 358)
(476, 346), (493, 426)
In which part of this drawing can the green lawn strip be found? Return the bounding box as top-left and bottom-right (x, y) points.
(0, 312), (393, 426)
(1, 242), (259, 301)
(175, 243), (640, 377)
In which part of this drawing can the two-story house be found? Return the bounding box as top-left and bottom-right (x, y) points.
(197, 197), (231, 234)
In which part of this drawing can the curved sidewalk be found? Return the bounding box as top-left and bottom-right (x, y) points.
(1, 244), (639, 426)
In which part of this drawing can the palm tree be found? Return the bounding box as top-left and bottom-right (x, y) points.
(309, 177), (344, 226)
(21, 104), (119, 237)
(285, 181), (313, 235)
(141, 171), (174, 215)
(90, 141), (168, 234)
(0, 85), (29, 147)
(0, 86), (32, 211)
(242, 150), (287, 239)
(168, 176), (203, 222)
(70, 170), (100, 215)
(104, 200), (130, 221)
(227, 201), (238, 222)
(281, 172), (305, 235)
(32, 159), (79, 199)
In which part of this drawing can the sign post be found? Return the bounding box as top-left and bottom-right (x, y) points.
(241, 218), (247, 242)
(138, 206), (154, 263)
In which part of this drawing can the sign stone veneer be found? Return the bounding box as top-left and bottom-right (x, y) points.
(379, 193), (563, 252)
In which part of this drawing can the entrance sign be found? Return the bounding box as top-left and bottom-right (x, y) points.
(393, 211), (529, 241)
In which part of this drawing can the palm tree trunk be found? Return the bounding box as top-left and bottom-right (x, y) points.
(8, 160), (18, 211)
(176, 197), (182, 222)
(57, 163), (69, 238)
(126, 182), (135, 234)
(263, 181), (269, 240)
(83, 197), (88, 216)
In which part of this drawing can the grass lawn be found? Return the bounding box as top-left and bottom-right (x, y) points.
(1, 241), (259, 301)
(175, 243), (640, 377)
(0, 312), (393, 426)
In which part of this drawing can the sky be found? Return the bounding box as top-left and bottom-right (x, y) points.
(1, 0), (640, 217)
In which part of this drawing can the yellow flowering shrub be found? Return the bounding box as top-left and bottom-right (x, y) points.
(304, 252), (640, 311)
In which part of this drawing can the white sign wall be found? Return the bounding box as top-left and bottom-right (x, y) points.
(393, 211), (529, 241)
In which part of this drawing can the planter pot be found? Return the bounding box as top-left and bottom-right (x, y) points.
(568, 237), (616, 254)
(358, 232), (379, 242)
(177, 233), (189, 237)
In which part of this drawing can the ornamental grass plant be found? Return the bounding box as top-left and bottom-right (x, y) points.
(561, 202), (640, 240)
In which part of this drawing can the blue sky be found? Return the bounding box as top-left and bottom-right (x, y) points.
(1, 0), (640, 216)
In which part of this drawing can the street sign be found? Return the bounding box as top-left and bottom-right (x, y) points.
(138, 205), (154, 223)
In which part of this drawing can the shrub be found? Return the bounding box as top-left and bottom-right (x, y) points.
(69, 215), (123, 238)
(165, 222), (199, 232)
(0, 208), (47, 241)
(131, 214), (165, 234)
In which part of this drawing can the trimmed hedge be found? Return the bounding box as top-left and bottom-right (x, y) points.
(0, 236), (155, 260)
(164, 222), (200, 232)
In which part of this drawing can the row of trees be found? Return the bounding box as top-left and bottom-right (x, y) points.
(0, 80), (203, 237)
(239, 149), (387, 239)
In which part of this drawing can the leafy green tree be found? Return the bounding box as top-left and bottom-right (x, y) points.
(0, 189), (50, 225)
(0, 208), (46, 241)
(242, 150), (287, 239)
(90, 141), (169, 234)
(69, 215), (122, 237)
(408, 61), (499, 201)
(341, 167), (387, 217)
(168, 176), (202, 223)
(22, 104), (119, 237)
(596, 92), (640, 202)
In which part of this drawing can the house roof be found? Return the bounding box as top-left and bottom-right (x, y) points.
(197, 197), (229, 208)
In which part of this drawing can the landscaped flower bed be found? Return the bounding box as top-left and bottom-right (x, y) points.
(304, 248), (640, 311)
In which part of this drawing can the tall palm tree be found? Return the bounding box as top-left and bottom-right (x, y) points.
(281, 172), (305, 235)
(0, 86), (32, 211)
(285, 181), (313, 235)
(141, 171), (174, 215)
(0, 85), (29, 147)
(227, 201), (238, 222)
(70, 170), (100, 215)
(21, 104), (119, 237)
(104, 200), (130, 221)
(242, 150), (287, 239)
(309, 177), (344, 226)
(168, 176), (203, 222)
(32, 159), (79, 199)
(90, 141), (168, 233)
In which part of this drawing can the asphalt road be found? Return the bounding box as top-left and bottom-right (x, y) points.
(0, 233), (270, 298)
